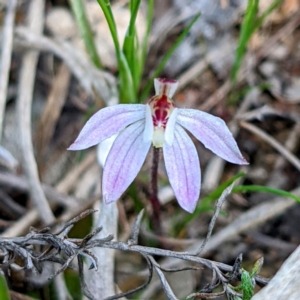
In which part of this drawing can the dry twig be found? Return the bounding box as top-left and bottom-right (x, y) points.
(16, 0), (55, 225)
(85, 198), (118, 299)
(0, 209), (268, 300)
(35, 63), (71, 159)
(240, 121), (300, 172)
(14, 27), (118, 106)
(0, 0), (17, 142)
(138, 186), (300, 296)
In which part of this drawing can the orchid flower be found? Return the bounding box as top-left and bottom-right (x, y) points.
(68, 78), (248, 213)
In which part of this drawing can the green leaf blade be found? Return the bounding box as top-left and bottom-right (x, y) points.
(233, 185), (300, 203)
(69, 0), (102, 69)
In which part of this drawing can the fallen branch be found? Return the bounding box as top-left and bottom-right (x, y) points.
(0, 209), (268, 300)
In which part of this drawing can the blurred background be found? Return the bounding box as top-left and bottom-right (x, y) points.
(1, 0), (300, 299)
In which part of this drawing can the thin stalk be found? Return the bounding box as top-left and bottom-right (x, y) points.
(150, 147), (162, 234)
(231, 0), (282, 83)
(140, 13), (200, 102)
(128, 0), (141, 36)
(231, 0), (259, 82)
(69, 0), (102, 69)
(136, 0), (154, 94)
(119, 52), (136, 103)
(123, 0), (141, 94)
(97, 0), (135, 103)
(256, 0), (283, 29)
(96, 0), (121, 58)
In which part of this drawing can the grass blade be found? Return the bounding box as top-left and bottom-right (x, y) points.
(96, 0), (121, 57)
(233, 185), (300, 203)
(231, 0), (283, 83)
(256, 0), (283, 29)
(231, 0), (258, 82)
(96, 0), (135, 103)
(123, 0), (142, 94)
(69, 0), (102, 69)
(136, 0), (154, 92)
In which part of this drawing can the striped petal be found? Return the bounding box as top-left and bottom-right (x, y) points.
(102, 120), (151, 204)
(68, 104), (145, 150)
(177, 109), (248, 165)
(163, 125), (201, 213)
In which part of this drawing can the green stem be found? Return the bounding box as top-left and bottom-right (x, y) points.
(96, 0), (121, 58)
(97, 0), (136, 103)
(255, 0), (283, 29)
(128, 0), (141, 36)
(231, 0), (258, 82)
(122, 0), (142, 96)
(136, 0), (154, 93)
(69, 0), (102, 69)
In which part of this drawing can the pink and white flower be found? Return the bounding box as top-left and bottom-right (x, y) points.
(68, 78), (248, 213)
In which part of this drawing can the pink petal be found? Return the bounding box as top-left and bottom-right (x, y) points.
(102, 120), (151, 204)
(177, 109), (248, 165)
(163, 125), (201, 213)
(68, 104), (145, 150)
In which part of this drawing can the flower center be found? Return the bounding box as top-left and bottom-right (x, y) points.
(143, 78), (179, 148)
(148, 94), (175, 148)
